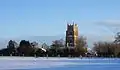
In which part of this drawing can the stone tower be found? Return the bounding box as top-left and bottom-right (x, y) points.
(65, 22), (78, 47)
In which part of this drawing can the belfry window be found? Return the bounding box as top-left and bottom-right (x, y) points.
(68, 32), (73, 35)
(69, 40), (73, 43)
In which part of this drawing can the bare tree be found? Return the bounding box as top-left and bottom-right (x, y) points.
(42, 43), (49, 49)
(51, 39), (65, 48)
(75, 36), (88, 56)
(114, 32), (120, 44)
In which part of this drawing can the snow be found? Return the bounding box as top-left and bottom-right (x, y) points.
(0, 57), (120, 70)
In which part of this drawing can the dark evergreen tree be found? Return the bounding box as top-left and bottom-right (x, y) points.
(17, 40), (35, 56)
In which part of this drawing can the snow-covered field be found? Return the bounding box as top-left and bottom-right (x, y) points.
(0, 57), (120, 70)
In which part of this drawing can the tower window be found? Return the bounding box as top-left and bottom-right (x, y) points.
(69, 40), (73, 43)
(68, 32), (73, 35)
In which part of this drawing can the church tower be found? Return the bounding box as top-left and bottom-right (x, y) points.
(65, 22), (78, 48)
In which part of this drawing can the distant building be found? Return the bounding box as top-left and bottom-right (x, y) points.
(65, 22), (79, 47)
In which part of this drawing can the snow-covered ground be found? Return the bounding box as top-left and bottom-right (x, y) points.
(0, 57), (120, 70)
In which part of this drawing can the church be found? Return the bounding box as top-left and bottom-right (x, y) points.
(65, 22), (79, 48)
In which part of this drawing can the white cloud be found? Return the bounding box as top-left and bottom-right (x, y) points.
(94, 20), (120, 27)
(92, 20), (120, 35)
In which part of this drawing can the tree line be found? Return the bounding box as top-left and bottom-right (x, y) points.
(0, 36), (87, 57)
(0, 32), (120, 58)
(93, 32), (120, 57)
